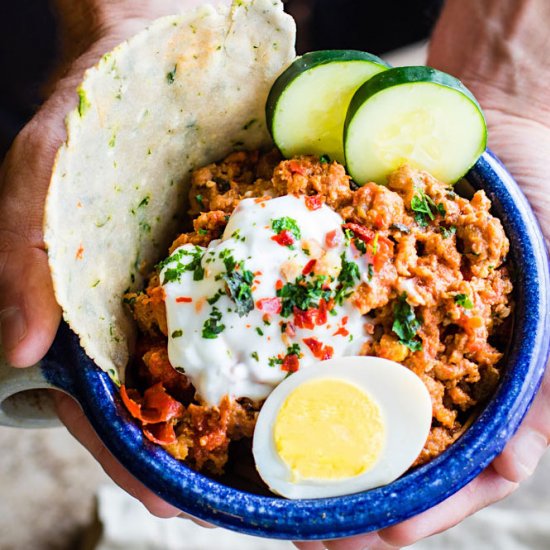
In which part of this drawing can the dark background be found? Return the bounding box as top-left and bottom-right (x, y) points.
(0, 0), (442, 158)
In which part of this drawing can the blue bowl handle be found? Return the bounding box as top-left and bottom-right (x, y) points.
(0, 353), (62, 428)
(0, 325), (80, 428)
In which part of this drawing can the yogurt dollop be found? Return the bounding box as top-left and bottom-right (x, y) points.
(161, 195), (372, 406)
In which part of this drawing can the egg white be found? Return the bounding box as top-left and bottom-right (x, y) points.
(252, 356), (432, 499)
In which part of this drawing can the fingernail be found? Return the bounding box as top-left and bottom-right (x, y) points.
(514, 430), (548, 479)
(0, 307), (27, 352)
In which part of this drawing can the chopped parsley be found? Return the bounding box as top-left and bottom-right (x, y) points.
(392, 293), (423, 352)
(207, 289), (224, 305)
(268, 356), (283, 367)
(171, 330), (183, 338)
(455, 293), (474, 309)
(272, 217), (301, 240)
(251, 351), (259, 362)
(286, 343), (302, 357)
(411, 189), (446, 227)
(167, 65), (177, 84)
(198, 228), (208, 236)
(319, 154), (331, 164)
(196, 194), (204, 206)
(277, 275), (332, 317)
(202, 307), (225, 339)
(334, 254), (360, 305)
(256, 327), (264, 336)
(159, 246), (205, 284)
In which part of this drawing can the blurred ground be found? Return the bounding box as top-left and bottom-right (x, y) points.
(1, 424), (549, 550)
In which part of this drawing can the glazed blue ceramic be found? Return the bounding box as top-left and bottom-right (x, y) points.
(39, 150), (550, 541)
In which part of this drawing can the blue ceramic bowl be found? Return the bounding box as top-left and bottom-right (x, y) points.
(40, 150), (550, 541)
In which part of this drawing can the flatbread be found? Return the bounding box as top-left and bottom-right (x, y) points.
(44, 0), (296, 382)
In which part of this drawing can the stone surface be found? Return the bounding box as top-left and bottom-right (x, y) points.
(1, 424), (549, 550)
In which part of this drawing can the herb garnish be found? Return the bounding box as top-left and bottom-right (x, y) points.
(455, 293), (474, 309)
(334, 254), (360, 305)
(411, 189), (446, 227)
(392, 293), (423, 351)
(171, 330), (183, 338)
(202, 307), (225, 339)
(277, 275), (332, 317)
(272, 217), (301, 241)
(159, 247), (205, 284)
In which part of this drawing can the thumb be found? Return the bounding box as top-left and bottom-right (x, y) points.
(0, 110), (65, 367)
(0, 245), (61, 367)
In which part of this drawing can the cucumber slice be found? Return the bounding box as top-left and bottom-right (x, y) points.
(267, 50), (390, 164)
(344, 66), (487, 185)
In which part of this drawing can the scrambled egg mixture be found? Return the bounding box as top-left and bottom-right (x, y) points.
(123, 150), (512, 476)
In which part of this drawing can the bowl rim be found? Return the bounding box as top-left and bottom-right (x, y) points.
(43, 149), (550, 541)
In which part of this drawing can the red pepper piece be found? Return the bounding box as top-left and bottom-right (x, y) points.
(143, 422), (177, 445)
(272, 230), (295, 247)
(176, 297), (193, 303)
(121, 383), (184, 425)
(342, 223), (375, 243)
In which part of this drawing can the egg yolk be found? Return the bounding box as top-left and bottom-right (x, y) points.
(273, 378), (385, 481)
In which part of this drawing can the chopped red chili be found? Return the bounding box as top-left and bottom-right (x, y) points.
(176, 297), (193, 303)
(303, 337), (334, 360)
(272, 229), (295, 247)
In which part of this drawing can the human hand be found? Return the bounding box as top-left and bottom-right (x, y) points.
(295, 1), (550, 548)
(0, 0), (226, 519)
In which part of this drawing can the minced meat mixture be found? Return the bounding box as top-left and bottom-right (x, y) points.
(124, 150), (513, 475)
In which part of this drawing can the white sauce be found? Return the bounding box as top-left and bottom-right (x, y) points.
(161, 195), (373, 406)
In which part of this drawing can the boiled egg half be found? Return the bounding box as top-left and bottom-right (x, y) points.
(252, 356), (432, 499)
